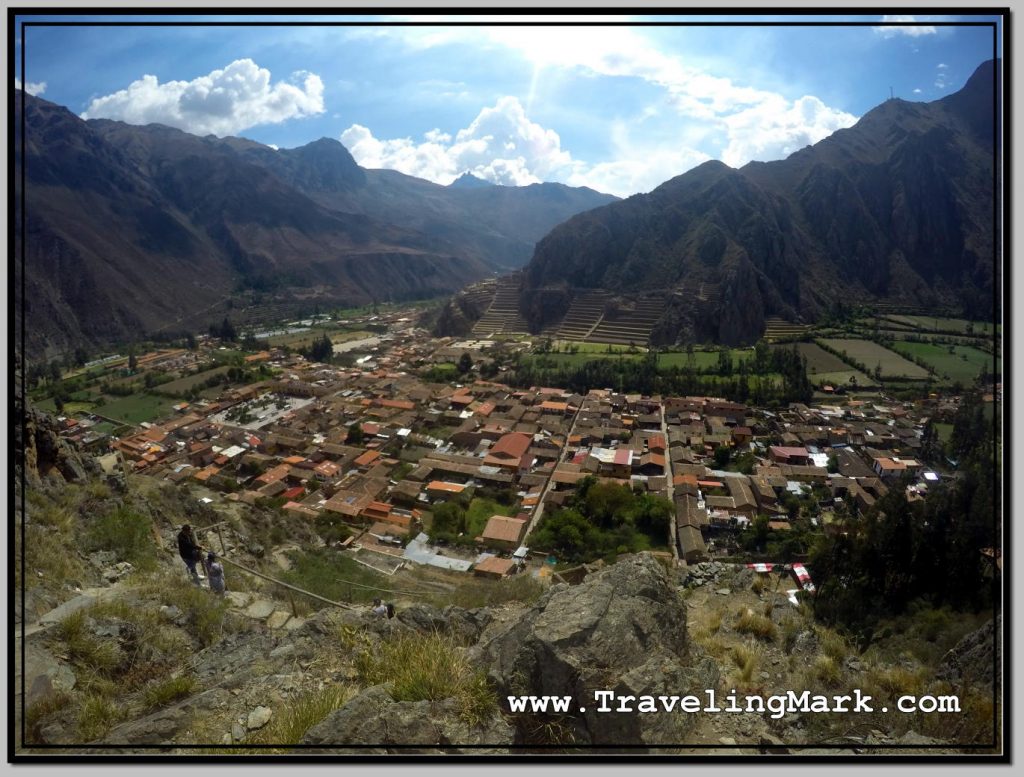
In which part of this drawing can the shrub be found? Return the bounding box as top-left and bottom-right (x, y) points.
(735, 610), (777, 642)
(355, 632), (496, 726)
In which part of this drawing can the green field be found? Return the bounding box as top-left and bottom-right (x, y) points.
(155, 365), (232, 395)
(526, 348), (754, 371)
(776, 342), (875, 387)
(817, 338), (931, 380)
(889, 341), (999, 384)
(551, 341), (643, 354)
(465, 497), (516, 539)
(266, 327), (373, 349)
(98, 394), (180, 425)
(883, 315), (999, 336)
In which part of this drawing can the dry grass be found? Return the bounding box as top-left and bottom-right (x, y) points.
(817, 626), (849, 662)
(141, 674), (198, 711)
(735, 609), (777, 642)
(730, 643), (760, 685)
(76, 693), (123, 742)
(355, 631), (497, 726)
(242, 686), (351, 751)
(811, 655), (843, 689)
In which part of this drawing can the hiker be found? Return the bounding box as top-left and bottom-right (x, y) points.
(207, 551), (226, 595)
(371, 598), (388, 617)
(177, 524), (203, 585)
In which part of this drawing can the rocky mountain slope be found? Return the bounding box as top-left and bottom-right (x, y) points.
(14, 94), (616, 360)
(515, 59), (999, 345)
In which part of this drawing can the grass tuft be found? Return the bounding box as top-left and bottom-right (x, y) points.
(141, 674), (198, 711)
(355, 631), (497, 726)
(76, 693), (123, 742)
(243, 686), (351, 751)
(735, 609), (777, 642)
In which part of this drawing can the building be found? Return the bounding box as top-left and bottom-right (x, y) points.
(478, 515), (529, 550)
(483, 432), (533, 471)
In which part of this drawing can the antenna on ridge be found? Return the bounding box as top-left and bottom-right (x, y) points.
(890, 86), (894, 100)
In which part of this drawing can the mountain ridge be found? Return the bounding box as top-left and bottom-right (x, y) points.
(15, 95), (617, 360)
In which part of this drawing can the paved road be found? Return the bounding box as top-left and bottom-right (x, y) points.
(661, 405), (680, 563)
(523, 401), (585, 543)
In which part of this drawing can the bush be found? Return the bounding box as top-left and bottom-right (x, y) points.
(817, 627), (849, 662)
(85, 506), (157, 571)
(56, 611), (120, 673)
(355, 632), (496, 725)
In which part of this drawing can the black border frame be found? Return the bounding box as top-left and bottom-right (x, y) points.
(8, 6), (1011, 765)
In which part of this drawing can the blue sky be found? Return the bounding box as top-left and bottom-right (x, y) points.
(13, 13), (1002, 196)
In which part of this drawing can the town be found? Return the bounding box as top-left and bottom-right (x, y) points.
(33, 302), (999, 590)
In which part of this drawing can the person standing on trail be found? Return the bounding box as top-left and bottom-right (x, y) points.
(207, 551), (226, 595)
(371, 598), (388, 617)
(177, 524), (203, 585)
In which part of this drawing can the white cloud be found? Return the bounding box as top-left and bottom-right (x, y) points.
(721, 94), (857, 168)
(341, 96), (573, 187)
(81, 58), (324, 136)
(392, 26), (857, 177)
(872, 15), (937, 38)
(14, 77), (47, 96)
(913, 88), (923, 94)
(937, 62), (949, 69)
(341, 96), (715, 198)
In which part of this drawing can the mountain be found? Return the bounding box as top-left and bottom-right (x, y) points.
(14, 95), (617, 360)
(517, 59), (998, 345)
(448, 172), (493, 189)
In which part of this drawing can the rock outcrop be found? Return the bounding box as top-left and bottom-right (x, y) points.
(938, 615), (1001, 692)
(299, 685), (514, 753)
(473, 553), (719, 747)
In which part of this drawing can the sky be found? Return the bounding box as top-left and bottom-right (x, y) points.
(13, 13), (1002, 197)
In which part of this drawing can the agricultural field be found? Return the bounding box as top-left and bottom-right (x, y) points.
(550, 341), (643, 354)
(778, 343), (875, 387)
(882, 315), (999, 336)
(153, 365), (232, 396)
(266, 326), (374, 350)
(525, 348), (755, 372)
(97, 393), (180, 425)
(888, 342), (1000, 384)
(817, 338), (931, 380)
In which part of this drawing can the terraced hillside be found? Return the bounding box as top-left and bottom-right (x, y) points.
(470, 276), (530, 337)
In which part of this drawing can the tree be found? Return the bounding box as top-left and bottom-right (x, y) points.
(713, 445), (732, 469)
(219, 317), (237, 342)
(185, 332), (197, 350)
(347, 422), (365, 445)
(827, 454), (840, 474)
(306, 333), (333, 363)
(128, 349), (137, 373)
(457, 352), (474, 375)
(73, 347), (88, 367)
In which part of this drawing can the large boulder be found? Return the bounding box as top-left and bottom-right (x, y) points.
(937, 615), (1001, 692)
(473, 553), (718, 747)
(299, 685), (514, 753)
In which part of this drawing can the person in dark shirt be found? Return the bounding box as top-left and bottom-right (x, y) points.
(177, 524), (202, 585)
